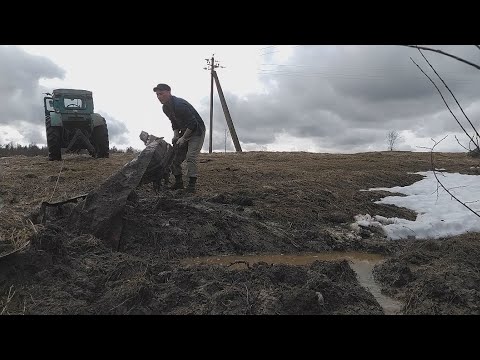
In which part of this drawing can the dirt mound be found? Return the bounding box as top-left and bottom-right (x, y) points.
(0, 183), (385, 314)
(373, 235), (480, 314)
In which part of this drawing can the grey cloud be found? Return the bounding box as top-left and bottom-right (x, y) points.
(288, 109), (347, 138)
(97, 112), (129, 145)
(325, 46), (439, 102)
(200, 45), (480, 152)
(21, 124), (48, 145)
(0, 133), (14, 146)
(0, 45), (129, 147)
(0, 46), (65, 127)
(316, 128), (386, 150)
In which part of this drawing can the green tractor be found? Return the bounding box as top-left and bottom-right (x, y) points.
(43, 89), (109, 161)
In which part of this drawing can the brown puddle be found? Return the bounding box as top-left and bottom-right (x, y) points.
(182, 251), (403, 315)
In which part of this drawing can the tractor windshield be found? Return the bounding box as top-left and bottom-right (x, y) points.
(64, 97), (85, 109)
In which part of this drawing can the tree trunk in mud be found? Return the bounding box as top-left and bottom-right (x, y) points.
(70, 139), (174, 250)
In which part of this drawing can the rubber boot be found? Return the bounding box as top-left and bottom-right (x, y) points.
(170, 175), (184, 190)
(186, 177), (197, 193)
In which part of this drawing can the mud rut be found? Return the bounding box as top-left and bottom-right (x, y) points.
(0, 183), (388, 315)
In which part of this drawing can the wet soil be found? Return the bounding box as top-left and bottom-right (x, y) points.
(1, 151), (479, 315)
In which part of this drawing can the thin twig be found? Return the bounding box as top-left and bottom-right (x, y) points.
(1, 285), (16, 315)
(448, 185), (468, 191)
(244, 284), (250, 315)
(27, 219), (37, 234)
(417, 48), (480, 148)
(430, 137), (480, 218)
(410, 57), (478, 148)
(454, 135), (470, 151)
(403, 45), (480, 71)
(475, 45), (480, 52)
(109, 296), (134, 312)
(470, 136), (480, 151)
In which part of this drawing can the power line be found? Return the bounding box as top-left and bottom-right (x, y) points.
(218, 59), (479, 80)
(259, 45), (304, 56)
(256, 69), (478, 83)
(259, 63), (480, 76)
(256, 73), (477, 84)
(259, 45), (277, 51)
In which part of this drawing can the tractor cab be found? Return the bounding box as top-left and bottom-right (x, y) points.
(43, 89), (109, 160)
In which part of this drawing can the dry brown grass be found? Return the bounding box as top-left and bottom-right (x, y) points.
(0, 153), (135, 252)
(0, 211), (36, 250)
(1, 150), (479, 252)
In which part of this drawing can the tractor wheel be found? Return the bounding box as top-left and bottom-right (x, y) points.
(46, 115), (62, 161)
(93, 124), (109, 158)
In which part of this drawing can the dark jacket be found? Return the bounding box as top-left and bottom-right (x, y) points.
(162, 95), (206, 136)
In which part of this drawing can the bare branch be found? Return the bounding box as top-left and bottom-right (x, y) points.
(454, 135), (470, 151)
(448, 185), (468, 191)
(475, 45), (480, 52)
(410, 57), (478, 147)
(430, 137), (480, 218)
(423, 140), (444, 203)
(402, 45), (480, 71)
(416, 48), (480, 149)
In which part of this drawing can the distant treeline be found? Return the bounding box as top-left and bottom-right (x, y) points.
(0, 143), (138, 157)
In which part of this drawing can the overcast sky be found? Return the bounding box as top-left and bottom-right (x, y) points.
(1, 45), (479, 153)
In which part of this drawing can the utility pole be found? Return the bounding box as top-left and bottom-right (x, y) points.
(204, 55), (219, 154)
(204, 55), (242, 153)
(212, 70), (242, 152)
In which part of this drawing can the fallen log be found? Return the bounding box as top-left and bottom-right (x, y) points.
(68, 138), (174, 250)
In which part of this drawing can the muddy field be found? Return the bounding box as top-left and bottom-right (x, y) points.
(1, 150), (479, 315)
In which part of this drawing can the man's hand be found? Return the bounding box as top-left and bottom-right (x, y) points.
(176, 137), (186, 147)
(172, 129), (180, 145)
